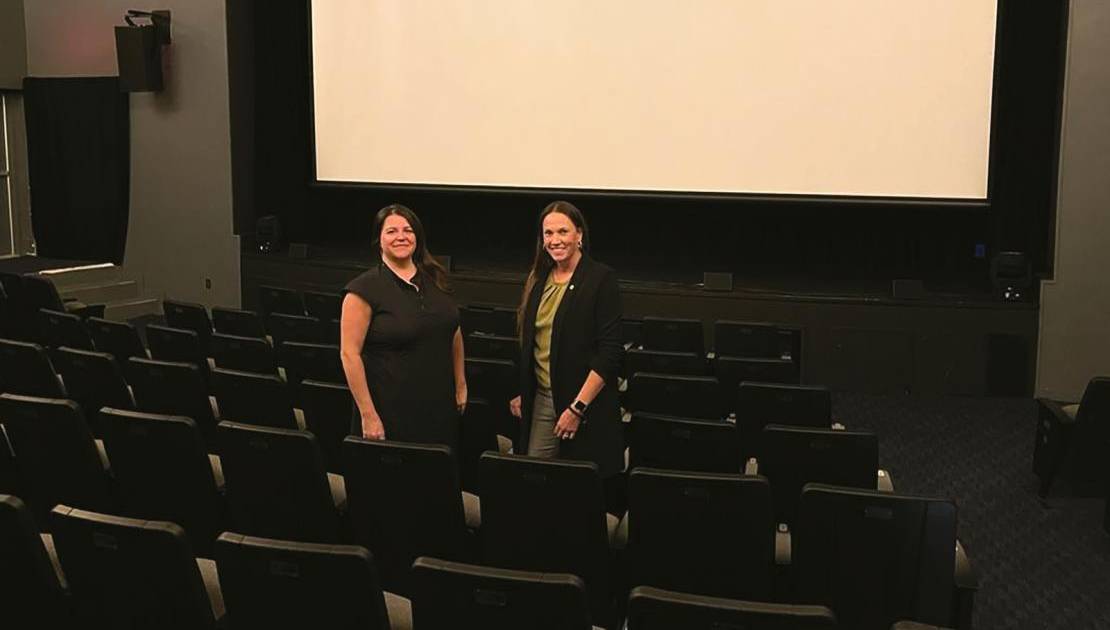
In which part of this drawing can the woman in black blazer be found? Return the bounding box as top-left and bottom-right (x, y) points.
(510, 201), (624, 479)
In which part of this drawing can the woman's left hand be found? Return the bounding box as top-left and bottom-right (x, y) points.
(553, 409), (581, 440)
(455, 381), (468, 414)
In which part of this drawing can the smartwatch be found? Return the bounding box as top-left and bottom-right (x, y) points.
(571, 399), (589, 418)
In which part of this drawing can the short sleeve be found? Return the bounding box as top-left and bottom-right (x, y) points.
(343, 270), (381, 310)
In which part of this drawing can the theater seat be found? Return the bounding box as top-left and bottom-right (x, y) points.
(0, 395), (114, 525)
(218, 421), (341, 543)
(626, 468), (775, 600)
(50, 505), (221, 628)
(793, 484), (968, 630)
(0, 495), (70, 628)
(626, 585), (836, 630)
(411, 557), (597, 630)
(215, 532), (405, 629)
(343, 438), (473, 595)
(163, 299), (214, 345)
(479, 452), (614, 621)
(100, 408), (225, 557)
(1033, 376), (1110, 496)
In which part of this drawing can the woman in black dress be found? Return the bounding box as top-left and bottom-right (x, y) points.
(340, 204), (466, 450)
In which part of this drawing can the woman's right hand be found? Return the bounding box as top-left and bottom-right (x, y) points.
(361, 414), (386, 440)
(509, 395), (522, 419)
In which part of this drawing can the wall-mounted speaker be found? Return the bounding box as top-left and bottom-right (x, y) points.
(115, 25), (163, 92)
(114, 10), (171, 93)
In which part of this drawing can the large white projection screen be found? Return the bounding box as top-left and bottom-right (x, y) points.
(311, 1), (997, 199)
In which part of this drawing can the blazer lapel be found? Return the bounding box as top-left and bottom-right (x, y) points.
(549, 255), (589, 381)
(521, 274), (545, 368)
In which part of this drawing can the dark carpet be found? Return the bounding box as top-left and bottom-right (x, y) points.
(836, 392), (1110, 630)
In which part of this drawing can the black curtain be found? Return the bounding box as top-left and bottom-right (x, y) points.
(23, 77), (130, 264)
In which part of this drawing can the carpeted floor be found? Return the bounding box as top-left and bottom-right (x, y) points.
(835, 392), (1110, 630)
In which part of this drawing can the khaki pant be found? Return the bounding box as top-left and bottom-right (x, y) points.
(527, 388), (560, 458)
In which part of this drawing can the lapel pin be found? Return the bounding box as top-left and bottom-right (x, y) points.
(569, 284), (575, 290)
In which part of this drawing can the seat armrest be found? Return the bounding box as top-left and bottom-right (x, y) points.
(876, 468), (894, 492)
(774, 523), (791, 565)
(952, 539), (979, 630)
(1038, 398), (1077, 425)
(745, 457), (759, 476)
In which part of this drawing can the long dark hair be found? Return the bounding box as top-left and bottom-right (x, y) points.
(373, 203), (450, 291)
(517, 200), (590, 330)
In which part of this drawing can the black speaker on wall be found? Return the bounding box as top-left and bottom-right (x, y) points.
(114, 10), (171, 93)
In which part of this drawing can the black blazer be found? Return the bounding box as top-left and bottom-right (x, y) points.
(518, 254), (624, 477)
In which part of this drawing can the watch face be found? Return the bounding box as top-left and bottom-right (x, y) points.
(573, 400), (587, 412)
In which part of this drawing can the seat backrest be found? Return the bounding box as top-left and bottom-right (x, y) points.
(0, 426), (15, 495)
(212, 367), (299, 429)
(38, 308), (94, 350)
(299, 379), (354, 473)
(126, 357), (218, 448)
(760, 424), (878, 525)
(217, 421), (339, 543)
(479, 453), (609, 615)
(0, 495), (68, 624)
(51, 347), (133, 436)
(100, 408), (223, 556)
(214, 532), (391, 629)
(641, 316), (704, 355)
(411, 557), (593, 630)
(714, 320), (800, 360)
(622, 317), (644, 348)
(343, 438), (468, 595)
(465, 358), (517, 407)
(628, 412), (738, 474)
(146, 324), (209, 372)
(460, 305), (517, 337)
(21, 275), (66, 312)
(627, 372), (726, 420)
(626, 585), (837, 630)
(208, 332), (277, 375)
(50, 505), (216, 629)
(465, 333), (520, 363)
(0, 394), (112, 524)
(794, 484), (957, 630)
(1075, 376), (1110, 436)
(279, 341), (344, 386)
(737, 383), (831, 460)
(624, 348), (706, 380)
(86, 316), (146, 364)
(162, 299), (213, 343)
(267, 313), (325, 346)
(0, 338), (65, 398)
(303, 290), (343, 321)
(211, 306), (267, 339)
(627, 469), (775, 600)
(259, 285), (306, 316)
(457, 398), (501, 494)
(714, 355), (800, 392)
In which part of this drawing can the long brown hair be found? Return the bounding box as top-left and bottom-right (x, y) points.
(517, 200), (590, 330)
(373, 203), (450, 291)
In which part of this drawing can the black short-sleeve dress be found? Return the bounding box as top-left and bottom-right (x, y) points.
(344, 263), (460, 450)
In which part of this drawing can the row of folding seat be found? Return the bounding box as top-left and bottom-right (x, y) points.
(11, 488), (957, 630)
(460, 305), (801, 364)
(0, 272), (105, 343)
(164, 297), (341, 346)
(0, 431), (971, 629)
(257, 284), (344, 319)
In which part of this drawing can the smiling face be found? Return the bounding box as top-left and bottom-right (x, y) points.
(379, 213), (416, 263)
(542, 211), (582, 265)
